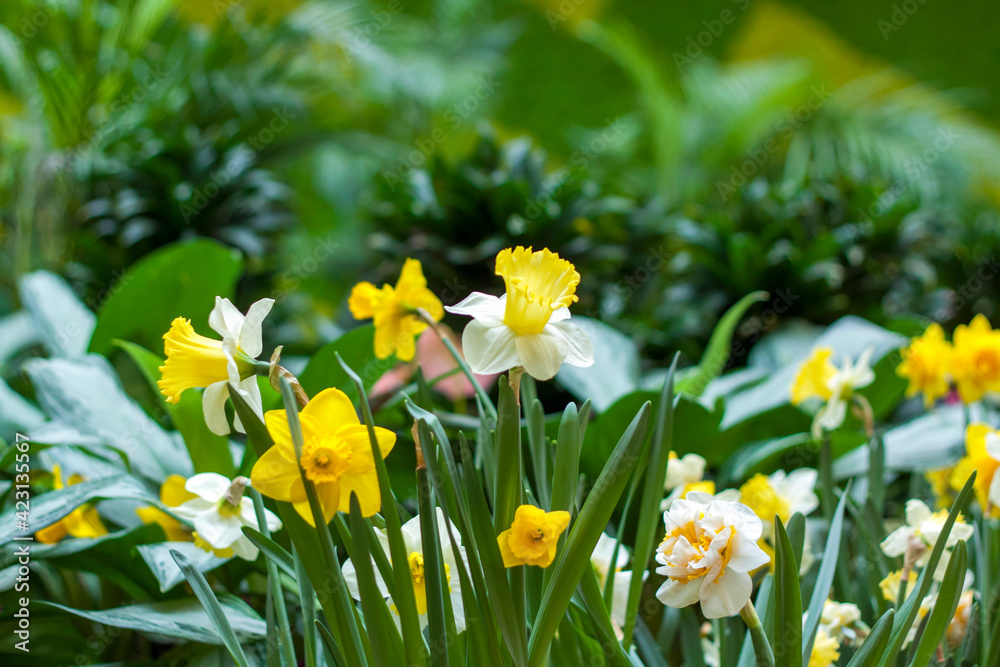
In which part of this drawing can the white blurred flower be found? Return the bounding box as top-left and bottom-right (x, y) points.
(655, 492), (770, 619)
(591, 533), (647, 627)
(881, 499), (974, 571)
(172, 473), (280, 560)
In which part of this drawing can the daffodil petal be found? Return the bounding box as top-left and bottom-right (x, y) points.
(461, 319), (520, 375)
(239, 298), (274, 358)
(515, 331), (567, 381)
(185, 473), (232, 502)
(209, 296), (245, 339)
(193, 511), (244, 548)
(339, 472), (382, 517)
(251, 446), (302, 502)
(445, 292), (505, 327)
(699, 569), (752, 619)
(202, 380), (231, 435)
(547, 320), (594, 368)
(230, 536), (259, 561)
(232, 377), (263, 434)
(303, 388), (360, 427)
(339, 424), (395, 475)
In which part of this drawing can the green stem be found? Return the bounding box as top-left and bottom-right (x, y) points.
(740, 601), (775, 667)
(251, 489), (296, 667)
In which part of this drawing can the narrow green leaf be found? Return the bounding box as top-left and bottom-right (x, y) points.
(550, 402), (581, 515)
(527, 402), (651, 667)
(493, 375), (522, 532)
(241, 526), (295, 579)
(251, 489), (296, 667)
(623, 354), (678, 647)
(416, 443), (452, 667)
(803, 482), (851, 660)
(773, 518), (803, 667)
(845, 610), (895, 667)
(908, 540), (967, 666)
(295, 547), (319, 667)
(171, 550), (251, 667)
(316, 619), (349, 667)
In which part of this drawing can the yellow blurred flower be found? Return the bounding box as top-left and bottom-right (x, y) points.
(949, 423), (1000, 515)
(497, 504), (570, 568)
(349, 258), (443, 362)
(897, 323), (952, 407)
(879, 569), (918, 602)
(946, 590), (974, 650)
(35, 465), (108, 544)
(136, 474), (197, 542)
(924, 467), (956, 510)
(739, 469), (819, 538)
(808, 628), (841, 667)
(791, 347), (837, 404)
(251, 388), (396, 525)
(951, 314), (1000, 403)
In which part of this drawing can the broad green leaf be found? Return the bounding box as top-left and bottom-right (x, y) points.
(0, 474), (155, 543)
(89, 239), (242, 356)
(40, 596), (266, 645)
(137, 541), (231, 593)
(172, 550), (252, 666)
(527, 402), (651, 666)
(18, 270), (95, 358)
(674, 291), (768, 397)
(556, 316), (641, 412)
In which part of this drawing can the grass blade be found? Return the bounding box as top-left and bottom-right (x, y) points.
(773, 518), (803, 667)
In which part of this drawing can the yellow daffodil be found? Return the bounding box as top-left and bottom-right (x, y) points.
(349, 258), (444, 362)
(497, 504), (570, 568)
(896, 323), (952, 407)
(35, 465), (108, 544)
(251, 388), (396, 525)
(879, 569), (918, 602)
(171, 474), (281, 561)
(446, 246), (594, 381)
(136, 474), (196, 542)
(925, 466), (956, 509)
(949, 423), (1000, 514)
(808, 629), (841, 667)
(951, 314), (1000, 403)
(159, 297), (273, 435)
(739, 469), (819, 539)
(791, 346), (874, 437)
(655, 493), (770, 619)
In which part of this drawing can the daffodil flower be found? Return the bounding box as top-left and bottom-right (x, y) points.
(654, 492), (769, 619)
(35, 465), (107, 544)
(948, 423), (1000, 514)
(739, 468), (819, 540)
(343, 508), (469, 632)
(497, 504), (570, 568)
(171, 473), (281, 561)
(136, 474), (196, 542)
(660, 452), (719, 509)
(349, 258), (444, 362)
(897, 323), (953, 407)
(791, 346), (874, 437)
(251, 388), (396, 525)
(880, 499), (974, 575)
(446, 246), (594, 381)
(951, 314), (1000, 403)
(808, 628), (841, 667)
(816, 600), (865, 645)
(591, 533), (647, 626)
(159, 296), (274, 435)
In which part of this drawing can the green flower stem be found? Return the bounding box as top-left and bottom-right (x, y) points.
(819, 433), (835, 526)
(417, 308), (497, 421)
(251, 489), (296, 667)
(740, 601), (775, 667)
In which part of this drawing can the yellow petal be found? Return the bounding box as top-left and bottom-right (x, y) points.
(338, 470), (382, 517)
(64, 506), (107, 539)
(497, 529), (523, 567)
(161, 474), (197, 507)
(348, 282), (383, 320)
(301, 388), (360, 428)
(339, 424), (395, 475)
(36, 520), (68, 544)
(293, 480), (341, 526)
(252, 444), (304, 503)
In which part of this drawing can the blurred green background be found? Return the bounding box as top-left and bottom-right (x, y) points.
(3, 0), (999, 369)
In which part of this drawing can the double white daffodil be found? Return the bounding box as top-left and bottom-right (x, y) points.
(159, 296), (273, 435)
(171, 473), (281, 561)
(445, 246), (594, 381)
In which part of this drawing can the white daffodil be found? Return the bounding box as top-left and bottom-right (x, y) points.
(159, 296), (274, 435)
(986, 431), (1000, 508)
(791, 346), (875, 438)
(171, 473), (281, 561)
(445, 246), (593, 381)
(739, 468), (820, 541)
(343, 508), (469, 632)
(655, 492), (770, 619)
(816, 600), (865, 645)
(881, 499), (975, 574)
(591, 533), (647, 627)
(660, 453), (721, 510)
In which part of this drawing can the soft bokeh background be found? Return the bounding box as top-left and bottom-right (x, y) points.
(3, 0), (1000, 368)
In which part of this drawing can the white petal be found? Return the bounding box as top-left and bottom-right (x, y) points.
(232, 377), (263, 434)
(655, 577), (701, 609)
(450, 590), (467, 633)
(209, 297), (245, 339)
(342, 559), (362, 600)
(990, 471), (1000, 509)
(880, 527), (913, 557)
(194, 510), (244, 548)
(549, 307), (571, 323)
(444, 292), (505, 327)
(400, 515), (423, 553)
(185, 473), (233, 502)
(238, 299), (274, 358)
(172, 497), (215, 519)
(202, 381), (232, 436)
(546, 320), (594, 368)
(238, 499), (281, 533)
(461, 320), (520, 375)
(986, 433), (1000, 461)
(699, 568), (752, 619)
(515, 332), (568, 381)
(725, 534), (770, 573)
(230, 536), (259, 561)
(905, 499), (933, 527)
(591, 533), (618, 570)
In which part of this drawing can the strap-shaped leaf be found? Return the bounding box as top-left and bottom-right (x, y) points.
(773, 518), (802, 667)
(908, 540), (968, 666)
(845, 609), (895, 667)
(803, 482), (851, 660)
